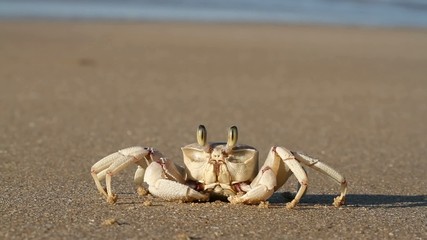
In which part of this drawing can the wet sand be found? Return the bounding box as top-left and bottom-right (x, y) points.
(0, 21), (426, 239)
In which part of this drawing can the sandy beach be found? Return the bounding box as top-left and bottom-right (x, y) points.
(0, 21), (426, 239)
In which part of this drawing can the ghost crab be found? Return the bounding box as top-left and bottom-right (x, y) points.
(90, 125), (347, 209)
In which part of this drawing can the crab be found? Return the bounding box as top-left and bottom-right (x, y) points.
(90, 125), (347, 209)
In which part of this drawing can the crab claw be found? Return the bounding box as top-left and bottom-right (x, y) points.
(144, 162), (209, 202)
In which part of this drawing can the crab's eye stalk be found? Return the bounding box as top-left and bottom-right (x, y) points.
(226, 126), (238, 151)
(197, 125), (207, 146)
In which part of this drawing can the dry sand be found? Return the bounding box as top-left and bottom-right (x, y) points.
(0, 21), (426, 239)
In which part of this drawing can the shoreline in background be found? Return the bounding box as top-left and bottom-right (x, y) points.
(1, 0), (427, 29)
(3, 19), (427, 33)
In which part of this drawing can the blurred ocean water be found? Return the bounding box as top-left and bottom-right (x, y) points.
(1, 0), (427, 28)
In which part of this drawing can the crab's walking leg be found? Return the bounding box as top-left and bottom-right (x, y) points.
(292, 151), (348, 207)
(90, 147), (154, 203)
(144, 160), (209, 202)
(274, 147), (309, 209)
(134, 166), (148, 195)
(91, 152), (122, 198)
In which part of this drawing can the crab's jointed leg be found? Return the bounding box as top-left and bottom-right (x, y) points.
(274, 147), (309, 209)
(230, 146), (347, 209)
(292, 151), (348, 207)
(274, 147), (347, 208)
(144, 159), (209, 202)
(90, 146), (162, 203)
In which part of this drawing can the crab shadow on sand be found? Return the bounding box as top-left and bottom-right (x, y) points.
(113, 192), (426, 209)
(268, 192), (427, 208)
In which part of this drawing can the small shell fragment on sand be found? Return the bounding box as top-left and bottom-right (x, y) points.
(101, 218), (117, 226)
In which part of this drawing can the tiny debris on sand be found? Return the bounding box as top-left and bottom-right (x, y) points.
(143, 200), (153, 206)
(101, 218), (118, 226)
